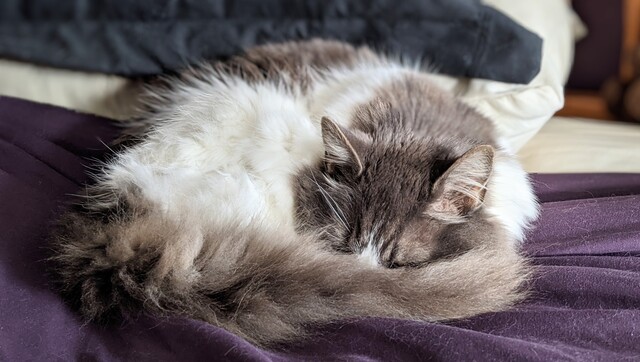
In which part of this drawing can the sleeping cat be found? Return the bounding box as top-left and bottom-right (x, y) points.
(52, 39), (538, 347)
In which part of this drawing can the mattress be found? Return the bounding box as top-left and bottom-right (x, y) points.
(1, 96), (639, 360)
(518, 116), (640, 173)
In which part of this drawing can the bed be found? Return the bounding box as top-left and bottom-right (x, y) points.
(0, 96), (638, 360)
(0, 1), (639, 361)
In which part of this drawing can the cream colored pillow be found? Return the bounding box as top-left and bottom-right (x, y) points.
(450, 0), (581, 151)
(0, 59), (138, 120)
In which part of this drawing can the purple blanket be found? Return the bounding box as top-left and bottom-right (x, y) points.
(1, 96), (639, 361)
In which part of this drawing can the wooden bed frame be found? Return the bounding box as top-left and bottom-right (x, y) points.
(557, 0), (640, 120)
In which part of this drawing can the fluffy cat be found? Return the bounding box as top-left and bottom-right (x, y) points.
(51, 39), (538, 347)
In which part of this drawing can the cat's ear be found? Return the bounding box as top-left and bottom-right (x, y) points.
(321, 117), (364, 177)
(427, 145), (494, 222)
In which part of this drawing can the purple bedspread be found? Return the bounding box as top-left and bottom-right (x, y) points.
(1, 96), (639, 361)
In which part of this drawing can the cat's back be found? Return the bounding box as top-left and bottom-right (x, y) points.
(105, 40), (498, 230)
(104, 41), (389, 228)
(366, 72), (497, 147)
(253, 40), (496, 149)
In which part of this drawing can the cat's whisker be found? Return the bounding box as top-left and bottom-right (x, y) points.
(313, 175), (348, 225)
(308, 173), (349, 231)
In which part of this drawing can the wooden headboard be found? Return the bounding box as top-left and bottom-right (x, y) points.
(557, 0), (640, 120)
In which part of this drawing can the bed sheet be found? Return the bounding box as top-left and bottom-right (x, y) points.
(518, 116), (640, 173)
(1, 96), (639, 361)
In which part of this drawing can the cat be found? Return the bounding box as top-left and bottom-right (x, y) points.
(51, 39), (538, 347)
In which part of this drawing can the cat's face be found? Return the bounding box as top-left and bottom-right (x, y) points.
(294, 117), (496, 268)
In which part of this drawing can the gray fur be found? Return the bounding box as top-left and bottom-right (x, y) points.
(51, 39), (532, 347)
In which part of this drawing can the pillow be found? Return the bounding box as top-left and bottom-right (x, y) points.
(0, 0), (541, 83)
(436, 0), (581, 151)
(0, 0), (581, 151)
(0, 59), (138, 120)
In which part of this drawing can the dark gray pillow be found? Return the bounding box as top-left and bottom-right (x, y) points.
(0, 0), (542, 83)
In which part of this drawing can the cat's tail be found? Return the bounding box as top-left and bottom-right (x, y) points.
(51, 208), (530, 347)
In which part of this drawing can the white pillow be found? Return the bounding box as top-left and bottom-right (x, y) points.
(438, 0), (581, 151)
(0, 59), (137, 120)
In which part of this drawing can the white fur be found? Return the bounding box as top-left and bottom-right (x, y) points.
(103, 63), (407, 239)
(359, 242), (380, 267)
(484, 140), (539, 243)
(102, 59), (536, 252)
(359, 223), (382, 267)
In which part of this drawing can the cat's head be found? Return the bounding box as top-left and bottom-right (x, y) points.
(294, 116), (499, 268)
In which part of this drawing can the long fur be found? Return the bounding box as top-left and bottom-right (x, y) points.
(53, 203), (529, 347)
(50, 39), (537, 347)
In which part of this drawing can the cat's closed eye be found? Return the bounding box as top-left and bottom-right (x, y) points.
(387, 261), (429, 269)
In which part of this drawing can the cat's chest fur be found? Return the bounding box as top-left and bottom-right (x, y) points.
(106, 65), (406, 232)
